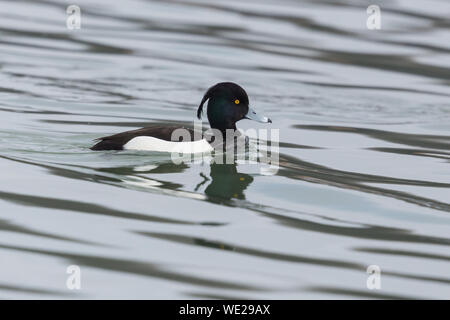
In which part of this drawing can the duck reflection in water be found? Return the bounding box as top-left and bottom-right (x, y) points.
(95, 159), (254, 203)
(197, 163), (253, 204)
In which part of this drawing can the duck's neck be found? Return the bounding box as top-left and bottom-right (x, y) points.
(209, 124), (237, 141)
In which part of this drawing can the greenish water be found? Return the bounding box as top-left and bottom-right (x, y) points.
(0, 0), (449, 299)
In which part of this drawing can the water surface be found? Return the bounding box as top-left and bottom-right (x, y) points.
(0, 0), (449, 299)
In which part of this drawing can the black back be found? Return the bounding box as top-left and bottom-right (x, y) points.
(90, 126), (198, 150)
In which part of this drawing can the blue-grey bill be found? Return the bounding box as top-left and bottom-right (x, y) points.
(245, 107), (272, 123)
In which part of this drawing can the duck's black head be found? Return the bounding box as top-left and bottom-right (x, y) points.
(197, 82), (271, 133)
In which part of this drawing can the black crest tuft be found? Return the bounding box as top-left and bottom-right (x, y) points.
(197, 91), (210, 120)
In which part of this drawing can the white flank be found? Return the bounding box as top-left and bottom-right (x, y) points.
(123, 136), (213, 153)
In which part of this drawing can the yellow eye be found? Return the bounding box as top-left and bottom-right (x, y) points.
(234, 99), (240, 104)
